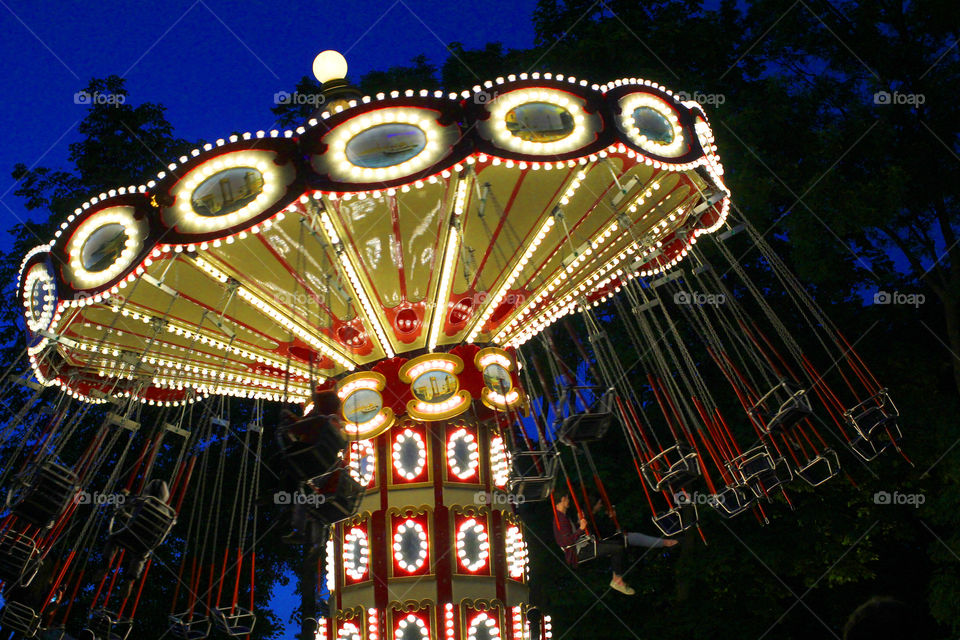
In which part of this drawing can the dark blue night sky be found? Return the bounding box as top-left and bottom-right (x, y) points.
(0, 0), (539, 241)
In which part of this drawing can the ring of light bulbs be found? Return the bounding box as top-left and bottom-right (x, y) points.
(343, 526), (370, 580)
(347, 440), (376, 487)
(23, 263), (56, 334)
(456, 518), (490, 572)
(393, 518), (429, 573)
(396, 614), (430, 640)
(467, 613), (500, 640)
(480, 87), (597, 156)
(446, 428), (480, 480)
(392, 428), (427, 480)
(321, 107), (456, 183)
(617, 93), (687, 158)
(168, 149), (293, 234)
(64, 206), (146, 290)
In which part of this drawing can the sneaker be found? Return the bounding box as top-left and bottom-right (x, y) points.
(610, 577), (636, 595)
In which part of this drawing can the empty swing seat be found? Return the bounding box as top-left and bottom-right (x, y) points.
(557, 387), (617, 445)
(707, 484), (754, 518)
(7, 460), (79, 529)
(168, 613), (210, 640)
(729, 446), (792, 498)
(844, 389), (901, 462)
(796, 448), (841, 487)
(87, 608), (133, 640)
(508, 450), (559, 502)
(108, 496), (177, 556)
(304, 465), (363, 526)
(749, 380), (813, 434)
(281, 416), (347, 482)
(0, 530), (41, 586)
(640, 443), (700, 492)
(651, 503), (698, 537)
(212, 606), (255, 637)
(0, 601), (41, 637)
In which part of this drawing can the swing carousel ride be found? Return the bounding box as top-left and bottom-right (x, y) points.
(3, 49), (906, 639)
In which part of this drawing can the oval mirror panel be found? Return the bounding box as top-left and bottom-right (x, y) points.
(81, 223), (128, 272)
(345, 123), (427, 168)
(632, 106), (674, 144)
(191, 167), (264, 217)
(505, 102), (576, 143)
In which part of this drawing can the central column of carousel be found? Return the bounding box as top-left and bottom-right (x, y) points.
(319, 347), (538, 640)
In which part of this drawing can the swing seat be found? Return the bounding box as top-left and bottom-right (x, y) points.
(508, 450), (559, 502)
(212, 606), (255, 637)
(651, 502), (697, 537)
(6, 460), (79, 529)
(707, 484), (754, 518)
(108, 495), (177, 555)
(281, 417), (347, 483)
(87, 608), (133, 640)
(729, 446), (792, 498)
(557, 387), (616, 445)
(0, 601), (41, 637)
(168, 613), (210, 640)
(843, 389), (901, 462)
(640, 443), (700, 492)
(0, 530), (42, 586)
(561, 534), (598, 564)
(304, 465), (363, 525)
(796, 448), (841, 487)
(749, 380), (813, 434)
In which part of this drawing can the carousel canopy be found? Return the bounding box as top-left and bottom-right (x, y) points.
(19, 73), (729, 406)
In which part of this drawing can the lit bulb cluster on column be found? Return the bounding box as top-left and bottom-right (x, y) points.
(392, 428), (427, 480)
(467, 613), (500, 640)
(347, 440), (376, 487)
(393, 519), (429, 573)
(490, 435), (510, 488)
(506, 525), (529, 580)
(396, 614), (430, 640)
(338, 621), (362, 640)
(343, 527), (370, 581)
(456, 518), (490, 572)
(446, 428), (480, 480)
